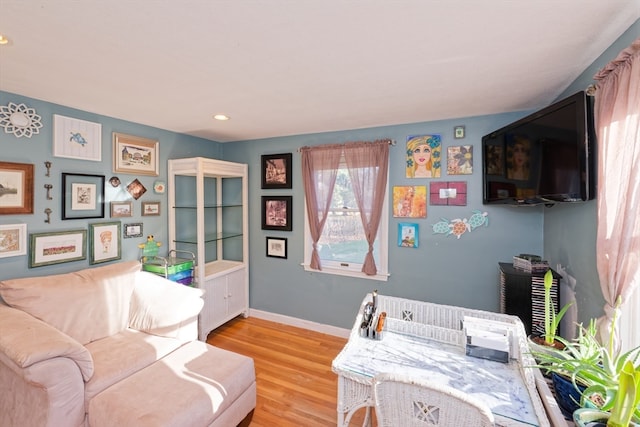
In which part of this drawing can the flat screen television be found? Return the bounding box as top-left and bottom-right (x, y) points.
(482, 91), (596, 206)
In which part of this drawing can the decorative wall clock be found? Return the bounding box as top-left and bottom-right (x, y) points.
(0, 102), (43, 138)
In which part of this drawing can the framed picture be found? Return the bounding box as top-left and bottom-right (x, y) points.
(62, 173), (105, 220)
(89, 221), (121, 264)
(126, 179), (147, 200)
(0, 223), (27, 258)
(398, 222), (419, 248)
(454, 125), (465, 139)
(261, 195), (292, 231)
(112, 132), (159, 176)
(141, 201), (161, 216)
(266, 236), (287, 259)
(123, 222), (143, 238)
(0, 161), (34, 214)
(53, 114), (102, 161)
(261, 153), (292, 189)
(392, 185), (427, 218)
(29, 229), (87, 268)
(110, 201), (133, 217)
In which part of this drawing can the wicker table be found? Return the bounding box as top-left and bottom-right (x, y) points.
(332, 294), (557, 427)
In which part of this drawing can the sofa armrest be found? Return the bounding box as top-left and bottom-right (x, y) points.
(0, 303), (94, 381)
(129, 271), (204, 339)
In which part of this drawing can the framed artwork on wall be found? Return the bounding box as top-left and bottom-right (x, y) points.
(0, 223), (27, 258)
(112, 132), (159, 176)
(123, 223), (143, 239)
(0, 161), (34, 215)
(62, 173), (105, 220)
(266, 236), (287, 259)
(29, 229), (87, 268)
(53, 114), (102, 161)
(110, 201), (133, 218)
(89, 221), (121, 264)
(141, 201), (161, 216)
(261, 195), (292, 231)
(398, 222), (419, 248)
(261, 153), (292, 189)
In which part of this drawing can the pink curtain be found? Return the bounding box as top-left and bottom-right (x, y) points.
(344, 140), (389, 275)
(300, 144), (342, 270)
(593, 37), (640, 347)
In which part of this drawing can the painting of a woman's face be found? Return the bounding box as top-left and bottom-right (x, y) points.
(412, 144), (431, 167)
(513, 142), (527, 167)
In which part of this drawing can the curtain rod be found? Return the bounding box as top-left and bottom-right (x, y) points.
(297, 139), (396, 152)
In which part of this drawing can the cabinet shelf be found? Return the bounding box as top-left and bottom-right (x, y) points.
(173, 232), (243, 245)
(173, 204), (243, 209)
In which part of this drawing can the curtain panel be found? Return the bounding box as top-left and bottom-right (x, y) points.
(593, 37), (640, 349)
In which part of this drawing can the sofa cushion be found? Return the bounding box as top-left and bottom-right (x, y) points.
(84, 328), (185, 406)
(0, 261), (141, 345)
(129, 271), (204, 338)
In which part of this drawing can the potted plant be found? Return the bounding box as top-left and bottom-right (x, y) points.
(530, 304), (640, 423)
(574, 359), (640, 427)
(529, 269), (573, 351)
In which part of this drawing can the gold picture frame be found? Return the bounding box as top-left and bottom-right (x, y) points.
(112, 132), (159, 176)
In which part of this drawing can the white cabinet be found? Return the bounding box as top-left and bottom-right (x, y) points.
(168, 157), (249, 340)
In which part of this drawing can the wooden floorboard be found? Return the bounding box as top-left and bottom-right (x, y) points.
(206, 316), (370, 427)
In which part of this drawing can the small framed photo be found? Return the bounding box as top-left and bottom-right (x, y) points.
(126, 179), (147, 200)
(112, 132), (159, 176)
(0, 161), (34, 215)
(89, 221), (121, 264)
(262, 196), (292, 231)
(29, 229), (87, 268)
(53, 114), (102, 161)
(62, 173), (105, 220)
(141, 201), (161, 216)
(398, 222), (419, 248)
(266, 236), (288, 259)
(261, 153), (292, 189)
(0, 223), (27, 258)
(110, 201), (133, 218)
(123, 223), (143, 238)
(454, 125), (465, 139)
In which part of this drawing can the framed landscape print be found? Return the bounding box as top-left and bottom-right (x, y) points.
(261, 195), (292, 231)
(0, 223), (27, 258)
(141, 201), (161, 216)
(110, 201), (133, 218)
(0, 161), (34, 215)
(261, 153), (292, 189)
(89, 221), (121, 264)
(112, 132), (159, 176)
(29, 229), (87, 268)
(62, 173), (105, 220)
(266, 236), (287, 259)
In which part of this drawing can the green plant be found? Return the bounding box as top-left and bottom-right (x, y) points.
(542, 269), (573, 346)
(530, 307), (640, 423)
(607, 360), (640, 427)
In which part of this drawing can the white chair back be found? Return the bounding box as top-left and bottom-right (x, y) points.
(373, 372), (495, 427)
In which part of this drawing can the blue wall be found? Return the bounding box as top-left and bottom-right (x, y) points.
(0, 92), (219, 279)
(544, 19), (640, 325)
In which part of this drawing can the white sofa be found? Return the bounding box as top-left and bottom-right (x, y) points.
(0, 261), (256, 427)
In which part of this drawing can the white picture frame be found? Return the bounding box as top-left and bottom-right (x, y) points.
(0, 223), (27, 258)
(53, 114), (102, 161)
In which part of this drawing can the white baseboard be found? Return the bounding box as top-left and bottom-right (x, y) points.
(249, 309), (351, 339)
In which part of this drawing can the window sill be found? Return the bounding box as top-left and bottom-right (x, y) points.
(301, 263), (389, 282)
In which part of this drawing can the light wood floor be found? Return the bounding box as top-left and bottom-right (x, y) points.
(206, 316), (370, 427)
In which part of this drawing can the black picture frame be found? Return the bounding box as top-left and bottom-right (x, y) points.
(261, 195), (292, 231)
(62, 173), (105, 220)
(266, 236), (288, 259)
(261, 153), (292, 189)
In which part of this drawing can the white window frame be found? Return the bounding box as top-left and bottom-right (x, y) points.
(302, 163), (389, 282)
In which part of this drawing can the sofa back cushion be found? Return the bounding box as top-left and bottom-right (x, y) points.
(0, 261), (141, 345)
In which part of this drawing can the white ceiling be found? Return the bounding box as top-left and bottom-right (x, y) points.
(1, 1), (639, 143)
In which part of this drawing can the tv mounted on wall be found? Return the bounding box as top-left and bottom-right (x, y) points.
(482, 91), (596, 206)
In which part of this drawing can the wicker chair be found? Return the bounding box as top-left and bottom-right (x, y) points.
(373, 372), (495, 427)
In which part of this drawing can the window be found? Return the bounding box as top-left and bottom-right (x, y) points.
(301, 141), (389, 281)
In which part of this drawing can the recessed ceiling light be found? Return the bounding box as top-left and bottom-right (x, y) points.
(213, 114), (230, 121)
(0, 35), (10, 45)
